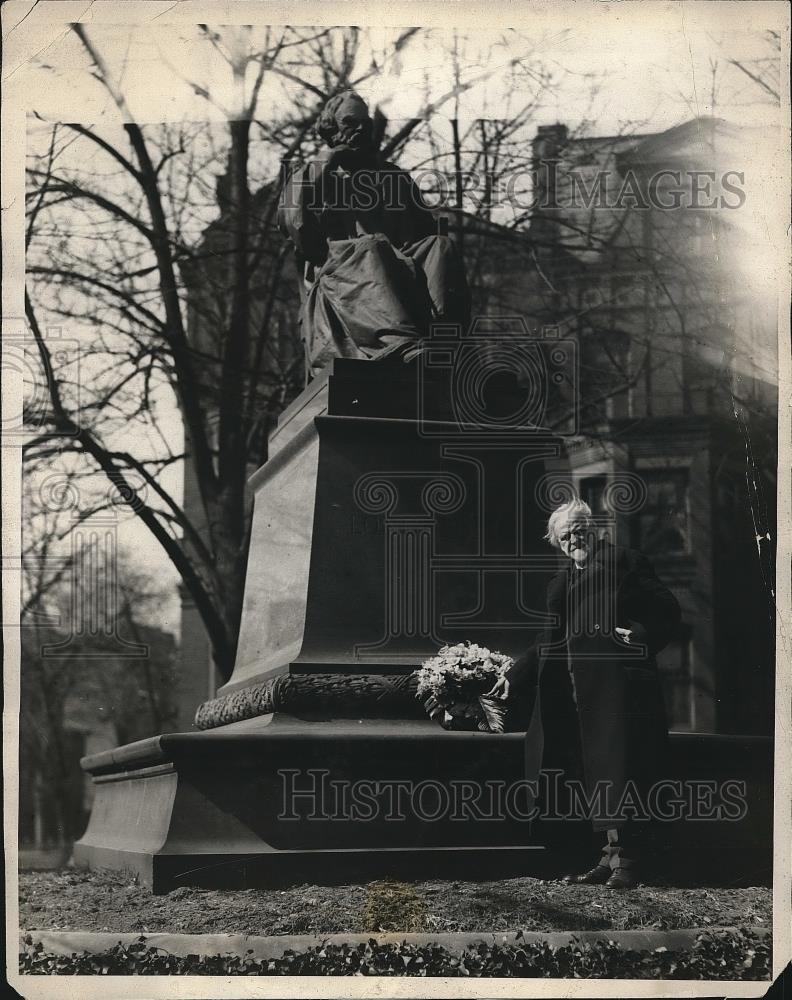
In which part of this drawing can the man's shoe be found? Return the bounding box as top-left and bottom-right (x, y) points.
(562, 865), (611, 886)
(604, 867), (639, 890)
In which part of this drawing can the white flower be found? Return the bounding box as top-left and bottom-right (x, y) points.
(414, 641), (514, 698)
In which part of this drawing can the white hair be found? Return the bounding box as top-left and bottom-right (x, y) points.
(545, 498), (592, 548)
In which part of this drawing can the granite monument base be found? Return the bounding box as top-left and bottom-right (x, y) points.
(74, 715), (547, 893)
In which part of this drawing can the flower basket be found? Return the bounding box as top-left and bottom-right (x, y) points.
(413, 642), (513, 733)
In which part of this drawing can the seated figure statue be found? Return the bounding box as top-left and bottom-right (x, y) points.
(279, 91), (471, 372)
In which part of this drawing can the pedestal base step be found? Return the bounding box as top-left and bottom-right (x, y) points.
(72, 844), (548, 894)
(73, 717), (544, 892)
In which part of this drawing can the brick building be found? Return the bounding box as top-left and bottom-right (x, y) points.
(512, 117), (777, 733)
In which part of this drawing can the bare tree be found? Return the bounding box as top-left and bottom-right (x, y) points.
(726, 29), (782, 104)
(25, 25), (544, 680)
(20, 488), (177, 849)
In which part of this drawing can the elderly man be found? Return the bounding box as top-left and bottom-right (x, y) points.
(489, 498), (681, 888)
(279, 91), (470, 371)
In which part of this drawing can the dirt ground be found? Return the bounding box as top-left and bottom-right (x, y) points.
(19, 869), (771, 936)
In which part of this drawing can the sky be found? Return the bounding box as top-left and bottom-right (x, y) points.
(5, 0), (789, 637)
(5, 2), (787, 133)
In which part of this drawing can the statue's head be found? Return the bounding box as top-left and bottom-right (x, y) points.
(317, 90), (373, 150)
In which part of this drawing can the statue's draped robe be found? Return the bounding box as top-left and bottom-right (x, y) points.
(279, 147), (470, 370)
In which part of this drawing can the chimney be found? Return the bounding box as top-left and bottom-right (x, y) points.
(532, 123), (568, 214)
(532, 123), (569, 163)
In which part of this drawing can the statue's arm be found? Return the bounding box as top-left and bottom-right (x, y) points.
(406, 174), (439, 239)
(278, 162), (327, 267)
(380, 159), (436, 243)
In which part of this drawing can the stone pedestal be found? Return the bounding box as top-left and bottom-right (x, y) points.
(75, 355), (570, 889)
(200, 355), (567, 721)
(74, 717), (550, 892)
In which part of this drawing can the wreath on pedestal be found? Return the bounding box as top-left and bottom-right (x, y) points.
(413, 642), (513, 733)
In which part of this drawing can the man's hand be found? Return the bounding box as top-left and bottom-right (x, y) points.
(486, 676), (510, 701)
(615, 627), (633, 644)
(421, 693), (444, 721)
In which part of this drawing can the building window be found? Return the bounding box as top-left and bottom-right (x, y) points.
(635, 469), (690, 555)
(579, 475), (607, 516)
(578, 326), (630, 426)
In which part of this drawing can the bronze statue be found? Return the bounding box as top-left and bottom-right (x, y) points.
(279, 91), (470, 372)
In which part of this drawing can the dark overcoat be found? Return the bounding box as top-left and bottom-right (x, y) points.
(508, 540), (681, 831)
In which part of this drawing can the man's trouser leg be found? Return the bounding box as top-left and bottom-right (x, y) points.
(600, 825), (643, 870)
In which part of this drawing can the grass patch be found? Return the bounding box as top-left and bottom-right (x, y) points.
(362, 880), (427, 932)
(20, 869), (771, 937)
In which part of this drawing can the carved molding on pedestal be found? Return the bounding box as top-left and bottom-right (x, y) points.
(194, 672), (421, 730)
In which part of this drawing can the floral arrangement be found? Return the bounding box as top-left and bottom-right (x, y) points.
(413, 642), (513, 732)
